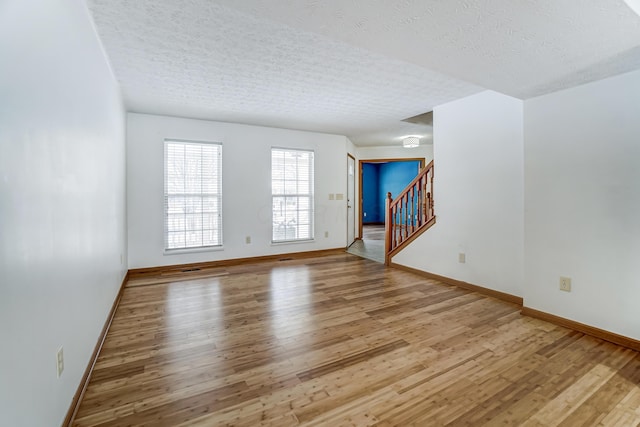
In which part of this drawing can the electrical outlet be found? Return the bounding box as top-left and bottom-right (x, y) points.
(458, 253), (466, 263)
(56, 347), (64, 378)
(364, 212), (367, 217)
(245, 236), (251, 244)
(336, 193), (344, 200)
(324, 231), (329, 238)
(559, 276), (572, 292)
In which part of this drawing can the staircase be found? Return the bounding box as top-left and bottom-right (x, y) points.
(384, 160), (436, 265)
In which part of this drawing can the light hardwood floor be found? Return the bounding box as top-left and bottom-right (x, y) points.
(73, 253), (640, 426)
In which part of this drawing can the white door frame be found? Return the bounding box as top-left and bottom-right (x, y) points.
(347, 154), (356, 247)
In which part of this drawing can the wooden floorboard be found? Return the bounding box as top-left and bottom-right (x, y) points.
(73, 253), (640, 426)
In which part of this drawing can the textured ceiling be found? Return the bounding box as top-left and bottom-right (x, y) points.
(215, 0), (640, 99)
(87, 0), (640, 146)
(87, 0), (482, 146)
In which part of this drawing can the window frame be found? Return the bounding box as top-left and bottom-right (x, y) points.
(163, 138), (223, 253)
(271, 147), (315, 243)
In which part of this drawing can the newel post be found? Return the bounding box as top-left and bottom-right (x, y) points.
(384, 192), (392, 265)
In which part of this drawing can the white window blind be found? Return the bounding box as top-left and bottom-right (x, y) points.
(164, 140), (222, 250)
(271, 148), (314, 242)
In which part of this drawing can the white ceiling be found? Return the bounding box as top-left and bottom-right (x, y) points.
(87, 0), (640, 146)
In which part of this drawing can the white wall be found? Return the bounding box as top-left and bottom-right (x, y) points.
(0, 1), (127, 426)
(346, 138), (358, 159)
(357, 144), (434, 163)
(127, 113), (349, 268)
(524, 70), (640, 340)
(393, 91), (524, 297)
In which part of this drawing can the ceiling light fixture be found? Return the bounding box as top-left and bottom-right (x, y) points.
(402, 136), (420, 148)
(624, 0), (640, 16)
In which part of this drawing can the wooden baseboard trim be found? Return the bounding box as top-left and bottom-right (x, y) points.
(521, 306), (640, 352)
(389, 262), (523, 306)
(62, 271), (129, 427)
(128, 248), (347, 279)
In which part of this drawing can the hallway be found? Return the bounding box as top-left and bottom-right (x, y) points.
(347, 224), (385, 263)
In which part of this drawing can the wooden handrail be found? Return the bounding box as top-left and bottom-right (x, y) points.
(384, 160), (436, 264)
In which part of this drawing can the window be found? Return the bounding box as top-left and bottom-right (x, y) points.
(271, 148), (314, 242)
(164, 140), (222, 250)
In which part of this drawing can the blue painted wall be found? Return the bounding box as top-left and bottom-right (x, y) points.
(362, 163), (381, 223)
(362, 160), (421, 224)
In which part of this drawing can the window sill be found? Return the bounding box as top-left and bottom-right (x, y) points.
(164, 246), (224, 256)
(271, 239), (315, 246)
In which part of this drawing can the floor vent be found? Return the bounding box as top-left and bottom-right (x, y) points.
(279, 258), (293, 261)
(182, 268), (202, 272)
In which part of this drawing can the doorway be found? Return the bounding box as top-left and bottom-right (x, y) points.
(358, 158), (425, 239)
(349, 157), (425, 263)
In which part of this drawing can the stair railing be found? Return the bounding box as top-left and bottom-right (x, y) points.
(384, 160), (435, 265)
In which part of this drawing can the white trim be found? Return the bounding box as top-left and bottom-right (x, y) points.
(164, 245), (224, 255)
(270, 239), (315, 246)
